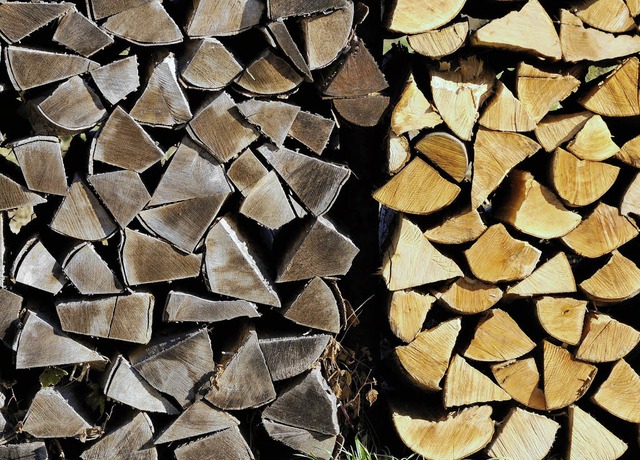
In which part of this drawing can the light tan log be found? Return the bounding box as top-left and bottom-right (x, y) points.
(580, 57), (640, 117)
(443, 354), (510, 407)
(618, 134), (640, 167)
(390, 73), (442, 135)
(415, 132), (468, 183)
(535, 111), (593, 152)
(566, 115), (619, 161)
(621, 172), (640, 216)
(423, 207), (485, 244)
(580, 250), (640, 303)
(386, 0), (466, 34)
(567, 406), (627, 460)
(535, 297), (587, 345)
(574, 0), (635, 32)
(543, 341), (596, 410)
(409, 21), (469, 58)
(464, 309), (535, 362)
(576, 313), (640, 363)
(506, 252), (576, 297)
(388, 290), (433, 342)
(479, 80), (535, 132)
(592, 359), (640, 423)
(492, 358), (546, 410)
(436, 277), (502, 315)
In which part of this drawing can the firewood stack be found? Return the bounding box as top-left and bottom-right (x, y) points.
(379, 0), (640, 458)
(0, 0), (385, 458)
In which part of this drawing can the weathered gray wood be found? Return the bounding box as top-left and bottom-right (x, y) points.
(301, 3), (354, 70)
(267, 21), (312, 80)
(102, 2), (182, 46)
(179, 38), (243, 91)
(288, 110), (335, 155)
(174, 426), (254, 460)
(259, 333), (330, 381)
(62, 243), (123, 295)
(333, 94), (390, 127)
(57, 293), (153, 344)
(226, 149), (269, 196)
(11, 136), (67, 196)
(262, 420), (336, 460)
(155, 399), (238, 444)
(53, 10), (114, 57)
(276, 217), (359, 282)
(187, 91), (259, 163)
(268, 0), (348, 19)
(81, 412), (157, 460)
(22, 387), (92, 439)
(206, 328), (276, 410)
(0, 441), (48, 460)
(12, 237), (66, 295)
(164, 291), (260, 323)
(16, 311), (106, 369)
(50, 177), (117, 241)
(236, 50), (303, 95)
(0, 213), (3, 288)
(121, 229), (202, 285)
(0, 2), (72, 43)
(89, 170), (151, 227)
(0, 289), (21, 343)
(88, 0), (154, 20)
(240, 171), (296, 229)
(130, 328), (215, 408)
(282, 277), (340, 333)
(185, 0), (264, 37)
(90, 56), (139, 105)
(103, 354), (178, 414)
(237, 99), (300, 147)
(204, 215), (280, 307)
(0, 173), (46, 211)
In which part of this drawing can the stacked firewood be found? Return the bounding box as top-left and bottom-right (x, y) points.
(0, 0), (386, 459)
(379, 0), (640, 458)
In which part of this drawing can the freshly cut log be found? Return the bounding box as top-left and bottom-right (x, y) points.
(409, 21), (469, 59)
(580, 250), (640, 303)
(535, 111), (593, 152)
(443, 354), (510, 407)
(236, 50), (303, 95)
(390, 73), (442, 135)
(186, 0), (264, 37)
(131, 328), (214, 408)
(479, 81), (536, 132)
(0, 289), (22, 343)
(179, 38), (243, 91)
(227, 149), (269, 196)
(53, 10), (114, 57)
(22, 387), (92, 439)
(492, 358), (546, 410)
(0, 173), (46, 211)
(259, 333), (330, 381)
(574, 0), (635, 33)
(262, 420), (334, 460)
(618, 134), (640, 167)
(471, 0), (562, 60)
(622, 172), (640, 216)
(268, 0), (347, 19)
(102, 2), (182, 46)
(238, 99), (300, 147)
(239, 171), (296, 229)
(90, 56), (139, 105)
(395, 317), (461, 391)
(382, 216), (462, 291)
(423, 207), (486, 244)
(155, 399), (237, 444)
(164, 291), (260, 323)
(415, 132), (468, 183)
(464, 309), (535, 362)
(465, 224), (541, 283)
(81, 412), (157, 460)
(174, 427), (254, 460)
(11, 136), (67, 196)
(535, 297), (587, 345)
(267, 20), (312, 80)
(506, 252), (576, 297)
(332, 95), (390, 127)
(287, 111), (334, 156)
(387, 132), (410, 174)
(12, 237), (66, 294)
(543, 341), (597, 410)
(627, 0), (640, 15)
(89, 170), (151, 227)
(388, 290), (433, 342)
(103, 355), (178, 414)
(0, 2), (72, 43)
(16, 311), (106, 369)
(575, 313), (640, 363)
(437, 277), (502, 315)
(566, 115), (618, 161)
(580, 57), (640, 117)
(487, 408), (560, 460)
(592, 359), (640, 423)
(300, 4), (354, 70)
(88, 0), (154, 20)
(386, 0), (466, 34)
(281, 277), (340, 333)
(62, 243), (123, 295)
(392, 404), (494, 460)
(567, 406), (627, 460)
(0, 442), (48, 459)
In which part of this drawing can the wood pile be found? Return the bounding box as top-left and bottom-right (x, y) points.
(379, 0), (640, 458)
(0, 0), (385, 458)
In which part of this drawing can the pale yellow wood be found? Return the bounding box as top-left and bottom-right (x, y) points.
(506, 252), (576, 297)
(543, 341), (597, 410)
(566, 115), (619, 161)
(535, 297), (587, 345)
(626, 0), (640, 15)
(580, 250), (640, 303)
(415, 132), (468, 183)
(386, 0), (466, 34)
(492, 358), (546, 410)
(408, 21), (468, 58)
(592, 359), (640, 423)
(617, 134), (640, 167)
(390, 73), (442, 135)
(443, 354), (511, 408)
(576, 313), (640, 363)
(535, 111), (593, 152)
(580, 57), (640, 117)
(621, 172), (640, 216)
(387, 131), (410, 174)
(568, 405), (627, 460)
(464, 309), (535, 362)
(479, 81), (536, 132)
(423, 207), (486, 245)
(437, 277), (502, 315)
(574, 0), (635, 32)
(388, 290), (434, 343)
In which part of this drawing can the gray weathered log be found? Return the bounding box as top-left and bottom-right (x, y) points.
(164, 291), (260, 323)
(179, 38), (243, 91)
(101, 2), (182, 46)
(263, 420), (336, 460)
(0, 288), (21, 344)
(0, 173), (46, 212)
(62, 242), (123, 295)
(0, 441), (49, 460)
(12, 237), (66, 295)
(174, 426), (254, 460)
(236, 50), (303, 95)
(301, 3), (354, 70)
(288, 111), (335, 155)
(88, 170), (151, 227)
(226, 149), (269, 196)
(268, 0), (348, 19)
(81, 412), (157, 459)
(53, 10), (114, 57)
(281, 277), (340, 333)
(333, 94), (390, 127)
(185, 0), (264, 37)
(239, 171), (296, 229)
(155, 399), (238, 444)
(259, 333), (330, 381)
(89, 56), (140, 105)
(22, 387), (92, 439)
(0, 2), (72, 43)
(237, 99), (300, 147)
(267, 20), (312, 80)
(87, 0), (154, 20)
(11, 136), (67, 196)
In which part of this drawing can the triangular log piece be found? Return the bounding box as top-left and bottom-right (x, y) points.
(263, 420), (335, 460)
(22, 387), (92, 439)
(535, 297), (587, 345)
(622, 172), (640, 216)
(53, 10), (113, 57)
(0, 2), (72, 43)
(121, 229), (202, 285)
(187, 91), (259, 163)
(560, 10), (640, 62)
(471, 0), (562, 60)
(258, 144), (350, 216)
(62, 242), (123, 295)
(281, 277), (340, 333)
(430, 56), (494, 141)
(386, 0), (466, 34)
(239, 171), (296, 229)
(618, 134), (640, 167)
(89, 170), (151, 227)
(395, 317), (460, 391)
(373, 158), (460, 215)
(567, 406), (627, 460)
(408, 21), (469, 59)
(90, 56), (139, 105)
(155, 399), (238, 444)
(574, 0), (635, 32)
(465, 224), (541, 283)
(506, 252), (576, 297)
(206, 328), (276, 410)
(424, 207), (486, 244)
(35, 76), (107, 134)
(268, 0), (347, 19)
(0, 213), (4, 289)
(88, 0), (154, 20)
(471, 128), (540, 208)
(56, 293), (154, 344)
(164, 291), (260, 323)
(543, 341), (597, 410)
(535, 111), (593, 152)
(263, 22), (310, 82)
(0, 442), (48, 459)
(50, 177), (117, 241)
(580, 57), (640, 116)
(204, 215), (280, 307)
(226, 149), (269, 196)
(580, 250), (640, 303)
(516, 62), (581, 123)
(415, 132), (468, 183)
(300, 4), (354, 70)
(179, 38), (243, 90)
(0, 289), (22, 343)
(487, 408), (560, 460)
(443, 354), (511, 408)
(11, 136), (67, 196)
(437, 277), (502, 315)
(0, 173), (46, 211)
(627, 0), (640, 16)
(479, 80), (535, 132)
(102, 2), (182, 46)
(260, 333), (330, 381)
(81, 412), (157, 460)
(332, 95), (390, 127)
(492, 358), (546, 410)
(387, 131), (410, 174)
(12, 237), (66, 294)
(382, 215), (462, 291)
(287, 110), (335, 155)
(130, 54), (192, 128)
(185, 0), (264, 37)
(592, 359), (640, 423)
(390, 73), (442, 135)
(16, 311), (106, 369)
(576, 313), (640, 363)
(91, 106), (163, 172)
(174, 427), (254, 460)
(103, 354), (178, 414)
(392, 404), (494, 460)
(464, 309), (535, 362)
(236, 50), (303, 95)
(5, 46), (98, 92)
(566, 115), (619, 161)
(276, 216), (359, 283)
(388, 290), (433, 343)
(131, 328), (215, 408)
(238, 99), (300, 147)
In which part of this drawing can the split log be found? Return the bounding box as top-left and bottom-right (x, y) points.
(443, 354), (510, 407)
(281, 277), (340, 333)
(174, 427), (254, 460)
(479, 80), (536, 132)
(408, 21), (469, 59)
(0, 174), (46, 211)
(567, 406), (627, 460)
(622, 172), (640, 216)
(11, 136), (67, 196)
(492, 358), (546, 410)
(332, 94), (390, 127)
(464, 309), (535, 362)
(627, 0), (640, 15)
(226, 149), (269, 196)
(236, 50), (303, 95)
(580, 250), (640, 303)
(164, 291), (260, 323)
(88, 170), (151, 227)
(12, 237), (66, 295)
(573, 0), (636, 33)
(238, 99), (300, 147)
(259, 333), (330, 381)
(268, 0), (347, 19)
(186, 0), (264, 37)
(543, 341), (597, 410)
(0, 442), (48, 460)
(592, 359), (640, 423)
(239, 171), (296, 229)
(155, 399), (238, 444)
(436, 277), (502, 315)
(505, 252), (576, 297)
(0, 2), (72, 43)
(179, 38), (243, 91)
(580, 57), (640, 117)
(390, 73), (442, 135)
(90, 56), (140, 105)
(262, 420), (334, 460)
(388, 290), (433, 342)
(387, 132), (410, 174)
(0, 288), (22, 343)
(102, 2), (182, 46)
(53, 10), (114, 57)
(535, 111), (593, 152)
(575, 313), (640, 363)
(423, 207), (486, 244)
(62, 242), (123, 295)
(566, 115), (619, 161)
(300, 4), (354, 70)
(535, 297), (587, 345)
(386, 0), (466, 34)
(81, 412), (157, 460)
(415, 132), (468, 183)
(22, 387), (92, 439)
(267, 20), (312, 80)
(618, 134), (640, 167)
(287, 110), (335, 155)
(87, 0), (154, 20)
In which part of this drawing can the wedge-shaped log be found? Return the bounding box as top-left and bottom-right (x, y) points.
(186, 0), (264, 37)
(300, 4), (354, 70)
(267, 20), (312, 80)
(566, 115), (619, 161)
(543, 341), (596, 410)
(102, 2), (182, 46)
(0, 2), (72, 43)
(479, 80), (535, 132)
(0, 442), (48, 459)
(386, 0), (465, 34)
(391, 73), (442, 135)
(179, 38), (242, 90)
(227, 149), (269, 196)
(164, 291), (260, 323)
(174, 427), (254, 460)
(580, 57), (640, 116)
(535, 111), (592, 152)
(287, 110), (334, 155)
(238, 99), (300, 147)
(263, 419), (334, 460)
(268, 0), (347, 19)
(90, 56), (139, 105)
(0, 289), (22, 343)
(618, 133), (640, 167)
(580, 250), (640, 303)
(155, 399), (238, 444)
(236, 50), (303, 95)
(535, 297), (587, 346)
(11, 136), (67, 196)
(443, 354), (510, 408)
(281, 277), (340, 333)
(88, 0), (154, 20)
(53, 10), (113, 57)
(622, 172), (640, 216)
(506, 252), (576, 297)
(567, 406), (627, 460)
(409, 21), (469, 59)
(574, 0), (635, 32)
(239, 171), (296, 229)
(260, 333), (330, 381)
(492, 358), (546, 410)
(81, 412), (157, 460)
(437, 277), (502, 315)
(465, 309), (535, 362)
(22, 387), (92, 439)
(0, 173), (46, 213)
(415, 132), (468, 183)
(12, 237), (65, 294)
(424, 207), (485, 245)
(592, 360), (640, 423)
(388, 133), (412, 175)
(62, 242), (123, 295)
(388, 290), (433, 342)
(89, 170), (151, 227)
(333, 95), (390, 127)
(576, 313), (640, 363)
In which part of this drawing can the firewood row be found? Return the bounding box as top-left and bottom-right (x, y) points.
(0, 0), (386, 458)
(379, 0), (640, 458)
